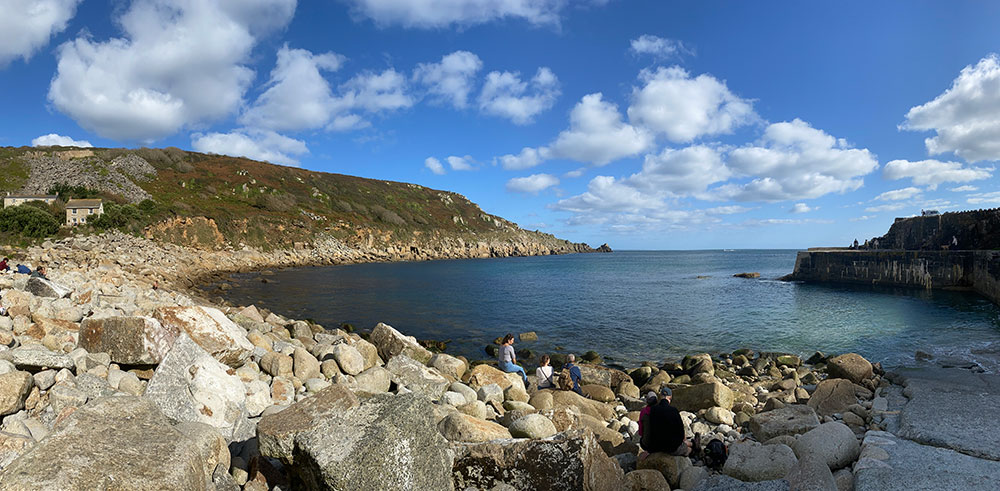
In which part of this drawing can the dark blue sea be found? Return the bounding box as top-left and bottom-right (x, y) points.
(215, 250), (1000, 371)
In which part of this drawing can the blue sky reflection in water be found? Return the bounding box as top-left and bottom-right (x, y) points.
(218, 251), (1000, 370)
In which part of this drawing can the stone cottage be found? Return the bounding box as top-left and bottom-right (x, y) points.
(65, 199), (103, 226)
(3, 194), (58, 208)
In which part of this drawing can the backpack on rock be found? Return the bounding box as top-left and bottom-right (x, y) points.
(557, 369), (575, 390)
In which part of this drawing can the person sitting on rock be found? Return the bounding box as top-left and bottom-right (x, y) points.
(640, 386), (693, 459)
(0, 258), (8, 272)
(562, 354), (583, 395)
(536, 354), (555, 390)
(637, 391), (658, 439)
(30, 266), (48, 280)
(497, 333), (528, 385)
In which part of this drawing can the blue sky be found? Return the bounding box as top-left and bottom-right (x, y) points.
(2, 1), (1000, 249)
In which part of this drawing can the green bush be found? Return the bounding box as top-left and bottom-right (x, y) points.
(91, 202), (143, 230)
(0, 205), (60, 238)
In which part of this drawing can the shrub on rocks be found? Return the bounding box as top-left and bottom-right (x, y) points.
(0, 397), (230, 490)
(826, 353), (873, 384)
(723, 442), (797, 482)
(792, 422), (861, 470)
(452, 428), (624, 490)
(369, 322), (432, 365)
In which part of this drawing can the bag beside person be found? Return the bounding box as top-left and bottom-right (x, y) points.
(703, 439), (728, 469)
(557, 368), (575, 390)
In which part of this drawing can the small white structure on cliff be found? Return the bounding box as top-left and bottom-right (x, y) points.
(3, 194), (58, 208)
(65, 199), (103, 226)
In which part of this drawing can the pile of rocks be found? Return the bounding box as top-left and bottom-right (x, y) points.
(21, 154), (154, 203)
(0, 234), (904, 490)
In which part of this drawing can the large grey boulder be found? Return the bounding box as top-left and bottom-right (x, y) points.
(785, 455), (836, 491)
(384, 354), (449, 399)
(826, 353), (873, 384)
(750, 405), (820, 441)
(261, 392), (453, 490)
(430, 352), (467, 380)
(354, 366), (392, 393)
(854, 430), (1000, 491)
(438, 412), (512, 442)
(154, 306), (254, 367)
(78, 316), (178, 365)
(671, 382), (735, 411)
(452, 429), (624, 491)
(257, 385), (360, 463)
(25, 277), (71, 299)
(806, 379), (857, 417)
(508, 413), (558, 439)
(145, 335), (250, 442)
(0, 372), (32, 416)
(724, 442), (797, 482)
(369, 322), (432, 364)
(0, 397), (229, 490)
(792, 422), (860, 470)
(332, 343), (365, 375)
(0, 347), (73, 370)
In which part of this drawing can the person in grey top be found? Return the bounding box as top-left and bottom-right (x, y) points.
(497, 333), (528, 385)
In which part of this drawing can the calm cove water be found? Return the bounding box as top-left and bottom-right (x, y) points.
(215, 250), (1000, 371)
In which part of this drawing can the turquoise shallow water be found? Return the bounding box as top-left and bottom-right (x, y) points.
(215, 250), (1000, 370)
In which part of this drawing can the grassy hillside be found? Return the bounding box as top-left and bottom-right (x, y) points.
(0, 146), (586, 251)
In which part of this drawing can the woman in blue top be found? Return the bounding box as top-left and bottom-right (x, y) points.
(497, 333), (528, 385)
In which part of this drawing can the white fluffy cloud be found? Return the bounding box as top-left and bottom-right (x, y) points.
(48, 0), (296, 142)
(547, 93), (654, 165)
(951, 185), (978, 192)
(413, 51), (482, 109)
(626, 145), (729, 195)
(790, 203), (812, 213)
(874, 187), (922, 201)
(718, 119), (878, 201)
(629, 35), (688, 60)
(478, 67), (559, 124)
(424, 157), (446, 175)
(882, 159), (992, 189)
(506, 173), (559, 193)
(552, 175), (664, 214)
(191, 129), (307, 166)
(31, 133), (91, 147)
(345, 0), (565, 28)
(0, 0), (81, 67)
(497, 147), (546, 170)
(239, 46), (345, 132)
(901, 54), (1000, 162)
(342, 69), (414, 113)
(446, 155), (475, 171)
(627, 67), (756, 143)
(967, 191), (1000, 205)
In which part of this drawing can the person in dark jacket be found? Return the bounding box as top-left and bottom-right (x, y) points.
(563, 354), (583, 395)
(0, 258), (8, 271)
(640, 386), (693, 458)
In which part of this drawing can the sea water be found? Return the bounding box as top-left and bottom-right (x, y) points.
(216, 250), (1000, 371)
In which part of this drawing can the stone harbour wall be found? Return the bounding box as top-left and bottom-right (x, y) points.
(785, 249), (1000, 304)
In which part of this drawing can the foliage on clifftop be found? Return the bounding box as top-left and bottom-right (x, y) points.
(0, 146), (590, 252)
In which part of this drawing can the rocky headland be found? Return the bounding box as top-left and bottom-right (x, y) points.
(0, 232), (991, 490)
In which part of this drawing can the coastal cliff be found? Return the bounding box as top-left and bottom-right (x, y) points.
(0, 146), (604, 263)
(785, 209), (1000, 304)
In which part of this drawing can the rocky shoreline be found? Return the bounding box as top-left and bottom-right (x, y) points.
(0, 232), (993, 490)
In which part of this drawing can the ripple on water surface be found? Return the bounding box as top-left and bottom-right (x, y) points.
(216, 250), (1000, 371)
